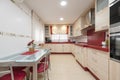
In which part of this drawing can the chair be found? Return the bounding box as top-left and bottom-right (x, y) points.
(29, 54), (50, 80)
(13, 67), (26, 71)
(0, 61), (26, 80)
(40, 54), (51, 69)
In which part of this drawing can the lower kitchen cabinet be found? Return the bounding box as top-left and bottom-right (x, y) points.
(73, 45), (87, 68)
(109, 60), (120, 80)
(44, 44), (71, 53)
(63, 44), (71, 52)
(76, 46), (84, 66)
(71, 44), (75, 55)
(87, 48), (109, 80)
(53, 44), (63, 52)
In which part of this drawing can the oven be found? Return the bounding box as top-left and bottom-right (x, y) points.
(110, 0), (120, 62)
(110, 32), (120, 62)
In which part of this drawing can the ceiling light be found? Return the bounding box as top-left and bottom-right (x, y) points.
(60, 1), (67, 6)
(60, 18), (64, 21)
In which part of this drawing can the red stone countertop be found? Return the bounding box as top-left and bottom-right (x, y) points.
(45, 42), (74, 44)
(75, 43), (109, 52)
(45, 42), (109, 52)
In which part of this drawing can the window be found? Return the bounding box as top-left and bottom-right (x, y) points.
(51, 34), (68, 42)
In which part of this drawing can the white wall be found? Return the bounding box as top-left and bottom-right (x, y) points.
(32, 12), (45, 44)
(0, 0), (44, 58)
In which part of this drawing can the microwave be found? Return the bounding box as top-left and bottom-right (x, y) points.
(110, 0), (120, 28)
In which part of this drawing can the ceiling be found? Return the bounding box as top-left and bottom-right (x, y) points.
(24, 0), (94, 24)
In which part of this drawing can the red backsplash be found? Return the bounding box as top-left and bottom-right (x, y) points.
(87, 29), (105, 46)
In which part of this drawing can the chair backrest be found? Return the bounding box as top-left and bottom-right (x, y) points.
(0, 60), (15, 80)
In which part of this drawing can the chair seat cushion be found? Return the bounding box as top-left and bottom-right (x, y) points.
(40, 55), (50, 62)
(0, 71), (26, 80)
(30, 63), (48, 73)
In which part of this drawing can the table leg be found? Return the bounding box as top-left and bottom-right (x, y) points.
(33, 63), (37, 80)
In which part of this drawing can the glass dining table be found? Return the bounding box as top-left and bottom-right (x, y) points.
(0, 48), (51, 80)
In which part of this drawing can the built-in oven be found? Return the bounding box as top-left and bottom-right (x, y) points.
(110, 33), (120, 62)
(110, 0), (120, 62)
(110, 0), (120, 28)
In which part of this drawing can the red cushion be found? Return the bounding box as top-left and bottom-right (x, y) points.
(40, 55), (50, 62)
(30, 63), (48, 73)
(0, 71), (26, 80)
(40, 58), (46, 62)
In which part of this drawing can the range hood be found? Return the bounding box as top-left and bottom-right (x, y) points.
(85, 8), (95, 27)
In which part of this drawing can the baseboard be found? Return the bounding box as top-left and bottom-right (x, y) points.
(71, 53), (75, 57)
(76, 60), (99, 80)
(87, 68), (100, 80)
(76, 60), (87, 71)
(51, 52), (72, 54)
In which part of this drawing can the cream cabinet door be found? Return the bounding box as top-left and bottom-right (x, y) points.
(74, 46), (79, 60)
(73, 18), (82, 36)
(74, 46), (87, 67)
(71, 44), (75, 56)
(110, 60), (120, 80)
(96, 50), (109, 80)
(53, 44), (63, 52)
(95, 7), (109, 31)
(82, 47), (87, 67)
(77, 46), (83, 64)
(63, 44), (71, 52)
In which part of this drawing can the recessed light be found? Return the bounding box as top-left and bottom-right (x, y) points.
(60, 18), (64, 21)
(60, 1), (67, 6)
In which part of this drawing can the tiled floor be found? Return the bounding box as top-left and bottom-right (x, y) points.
(46, 54), (95, 80)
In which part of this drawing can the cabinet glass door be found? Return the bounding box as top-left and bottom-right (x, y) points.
(97, 0), (108, 12)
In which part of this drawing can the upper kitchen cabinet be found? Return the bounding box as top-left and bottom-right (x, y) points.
(45, 25), (50, 37)
(68, 25), (73, 37)
(73, 18), (82, 36)
(95, 0), (109, 31)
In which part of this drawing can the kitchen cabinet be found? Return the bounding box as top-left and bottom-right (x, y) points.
(87, 48), (109, 80)
(82, 47), (88, 67)
(95, 0), (109, 31)
(53, 44), (63, 52)
(45, 25), (50, 37)
(71, 44), (76, 56)
(73, 18), (82, 36)
(73, 45), (87, 67)
(69, 25), (73, 37)
(75, 46), (84, 66)
(63, 44), (71, 52)
(74, 46), (80, 60)
(109, 60), (120, 80)
(44, 44), (71, 53)
(53, 44), (71, 53)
